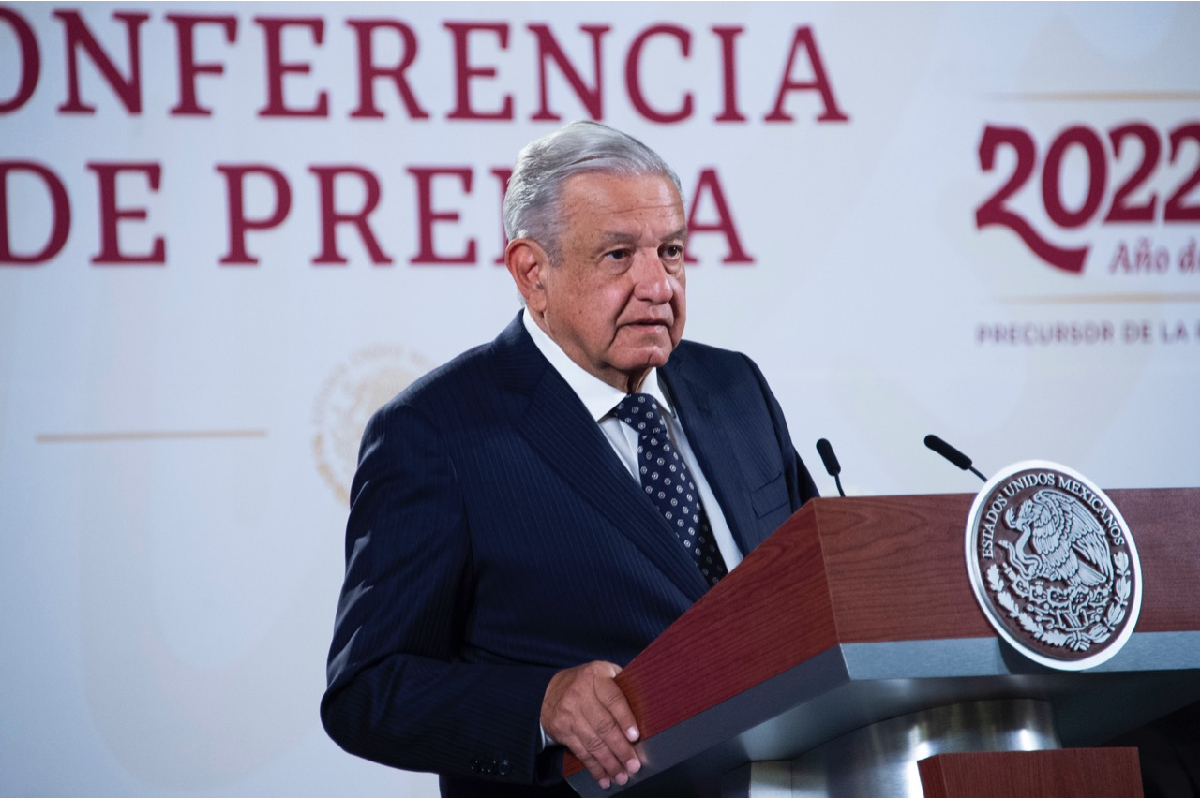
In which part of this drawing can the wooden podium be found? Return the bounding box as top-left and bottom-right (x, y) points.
(564, 488), (1200, 797)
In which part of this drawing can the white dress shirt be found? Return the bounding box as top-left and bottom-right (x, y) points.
(522, 310), (743, 571)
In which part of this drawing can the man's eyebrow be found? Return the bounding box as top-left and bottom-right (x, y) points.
(597, 227), (689, 243)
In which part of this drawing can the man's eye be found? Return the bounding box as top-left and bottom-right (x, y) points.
(661, 245), (684, 259)
(605, 249), (631, 260)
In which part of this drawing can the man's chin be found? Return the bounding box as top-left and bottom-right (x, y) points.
(618, 324), (678, 349)
(614, 346), (674, 375)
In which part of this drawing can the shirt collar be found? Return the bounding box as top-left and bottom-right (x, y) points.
(521, 309), (675, 422)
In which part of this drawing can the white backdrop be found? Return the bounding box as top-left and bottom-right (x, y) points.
(2, 2), (1198, 795)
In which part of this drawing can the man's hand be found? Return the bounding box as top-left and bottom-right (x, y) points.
(541, 661), (641, 790)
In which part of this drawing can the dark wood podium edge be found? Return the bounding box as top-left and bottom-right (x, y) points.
(618, 498), (842, 737)
(562, 487), (1200, 783)
(917, 747), (1144, 798)
(563, 496), (842, 781)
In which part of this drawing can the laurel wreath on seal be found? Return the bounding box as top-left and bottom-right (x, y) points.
(986, 553), (1132, 652)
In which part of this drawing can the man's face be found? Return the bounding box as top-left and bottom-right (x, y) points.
(527, 172), (687, 393)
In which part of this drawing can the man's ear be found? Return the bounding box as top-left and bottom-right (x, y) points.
(504, 238), (550, 313)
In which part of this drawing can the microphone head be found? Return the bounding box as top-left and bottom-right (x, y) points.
(924, 434), (973, 470)
(816, 438), (841, 476)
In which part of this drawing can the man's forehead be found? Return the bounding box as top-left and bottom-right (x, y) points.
(559, 172), (684, 218)
(563, 170), (678, 196)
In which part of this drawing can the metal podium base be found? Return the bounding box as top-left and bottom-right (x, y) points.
(723, 698), (1060, 798)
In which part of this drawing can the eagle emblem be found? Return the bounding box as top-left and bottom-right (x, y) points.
(966, 462), (1141, 671)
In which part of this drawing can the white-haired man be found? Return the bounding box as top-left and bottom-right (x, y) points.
(322, 121), (818, 796)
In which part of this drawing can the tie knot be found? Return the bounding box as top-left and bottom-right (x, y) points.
(614, 393), (666, 434)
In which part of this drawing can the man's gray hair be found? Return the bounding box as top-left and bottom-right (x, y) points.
(503, 121), (684, 265)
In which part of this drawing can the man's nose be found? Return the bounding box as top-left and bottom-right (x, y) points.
(631, 250), (674, 302)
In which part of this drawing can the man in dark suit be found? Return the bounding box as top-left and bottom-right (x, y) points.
(321, 121), (818, 796)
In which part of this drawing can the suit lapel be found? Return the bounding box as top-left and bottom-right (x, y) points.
(660, 352), (757, 557)
(492, 316), (711, 602)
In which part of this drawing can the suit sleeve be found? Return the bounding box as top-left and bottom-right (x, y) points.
(321, 401), (561, 787)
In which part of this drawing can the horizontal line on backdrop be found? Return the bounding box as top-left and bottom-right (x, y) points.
(986, 91), (1200, 102)
(999, 293), (1200, 305)
(36, 430), (267, 444)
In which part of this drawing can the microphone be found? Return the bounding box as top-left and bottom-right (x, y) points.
(816, 438), (846, 497)
(923, 435), (987, 482)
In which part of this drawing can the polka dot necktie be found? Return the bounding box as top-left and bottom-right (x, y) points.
(614, 393), (728, 586)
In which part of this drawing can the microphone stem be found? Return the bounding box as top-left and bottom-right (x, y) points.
(834, 474), (846, 497)
(969, 465), (986, 482)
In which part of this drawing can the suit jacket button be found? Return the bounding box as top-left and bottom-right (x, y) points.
(498, 760), (512, 777)
(469, 759), (482, 773)
(483, 759), (497, 775)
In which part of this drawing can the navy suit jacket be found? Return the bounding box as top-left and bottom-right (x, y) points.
(321, 314), (817, 794)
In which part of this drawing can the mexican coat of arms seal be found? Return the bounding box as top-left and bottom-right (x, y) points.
(966, 461), (1143, 671)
